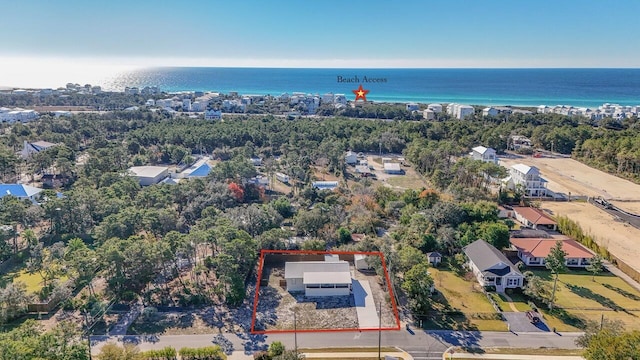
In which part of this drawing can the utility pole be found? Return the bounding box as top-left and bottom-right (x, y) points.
(600, 313), (604, 331)
(378, 299), (382, 360)
(294, 310), (298, 355)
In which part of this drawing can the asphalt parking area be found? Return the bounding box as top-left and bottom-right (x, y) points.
(502, 312), (551, 333)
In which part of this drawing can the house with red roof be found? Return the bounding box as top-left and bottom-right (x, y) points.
(512, 206), (557, 230)
(510, 237), (594, 268)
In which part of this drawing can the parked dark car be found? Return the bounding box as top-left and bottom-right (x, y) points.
(526, 310), (541, 323)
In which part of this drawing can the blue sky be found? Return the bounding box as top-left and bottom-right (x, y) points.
(1, 0), (639, 68)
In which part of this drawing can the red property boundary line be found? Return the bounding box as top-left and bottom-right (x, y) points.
(250, 249), (401, 334)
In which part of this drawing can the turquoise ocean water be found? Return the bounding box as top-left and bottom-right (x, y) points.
(104, 68), (640, 107)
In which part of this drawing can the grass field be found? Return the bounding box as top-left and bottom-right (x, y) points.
(1, 266), (69, 295)
(385, 175), (428, 190)
(426, 267), (507, 331)
(13, 270), (46, 293)
(529, 269), (640, 330)
(494, 293), (531, 312)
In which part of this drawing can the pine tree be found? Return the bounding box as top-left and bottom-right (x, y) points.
(545, 240), (567, 310)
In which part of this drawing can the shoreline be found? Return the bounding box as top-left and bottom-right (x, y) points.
(2, 87), (632, 110)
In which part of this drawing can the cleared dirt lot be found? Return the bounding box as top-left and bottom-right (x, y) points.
(363, 155), (428, 190)
(543, 201), (640, 276)
(499, 155), (640, 204)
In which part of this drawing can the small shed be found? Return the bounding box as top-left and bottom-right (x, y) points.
(354, 254), (371, 270)
(427, 252), (442, 266)
(345, 151), (358, 165)
(324, 254), (340, 262)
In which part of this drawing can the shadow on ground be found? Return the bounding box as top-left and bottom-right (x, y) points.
(427, 330), (483, 348)
(603, 283), (640, 302)
(566, 284), (634, 315)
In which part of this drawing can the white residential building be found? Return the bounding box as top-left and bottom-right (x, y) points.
(321, 93), (335, 104)
(423, 109), (435, 120)
(504, 164), (548, 197)
(0, 108), (39, 123)
(182, 98), (192, 111)
(463, 240), (523, 293)
(345, 151), (358, 165)
(427, 103), (443, 113)
(334, 94), (347, 105)
(204, 109), (222, 120)
(21, 140), (57, 158)
(284, 261), (352, 297)
(191, 101), (208, 112)
(457, 105), (475, 119)
(447, 103), (475, 119)
(482, 107), (499, 117)
(127, 166), (169, 186)
(156, 99), (175, 108)
(406, 103), (419, 112)
(470, 146), (497, 164)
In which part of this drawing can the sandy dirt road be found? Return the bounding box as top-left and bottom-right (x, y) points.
(500, 155), (640, 209)
(542, 201), (640, 276)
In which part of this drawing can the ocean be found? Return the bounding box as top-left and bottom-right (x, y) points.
(104, 68), (640, 107)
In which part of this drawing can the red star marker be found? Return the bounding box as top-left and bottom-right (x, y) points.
(352, 84), (369, 101)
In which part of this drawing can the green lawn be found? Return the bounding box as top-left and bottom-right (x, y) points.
(426, 267), (507, 331)
(1, 268), (69, 295)
(496, 293), (531, 312)
(528, 269), (640, 330)
(13, 270), (46, 293)
(385, 175), (428, 190)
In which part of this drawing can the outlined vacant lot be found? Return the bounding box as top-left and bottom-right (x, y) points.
(499, 155), (640, 202)
(250, 250), (400, 334)
(544, 201), (640, 278)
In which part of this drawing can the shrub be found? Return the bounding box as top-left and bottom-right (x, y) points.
(268, 341), (285, 357)
(505, 288), (514, 295)
(179, 346), (225, 360)
(140, 347), (177, 360)
(253, 351), (271, 360)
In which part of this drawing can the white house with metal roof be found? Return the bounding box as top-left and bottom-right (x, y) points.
(503, 163), (548, 197)
(284, 260), (352, 296)
(21, 140), (58, 158)
(463, 239), (523, 292)
(470, 146), (497, 164)
(127, 166), (169, 186)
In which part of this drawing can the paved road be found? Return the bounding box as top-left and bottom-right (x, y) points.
(91, 329), (582, 358)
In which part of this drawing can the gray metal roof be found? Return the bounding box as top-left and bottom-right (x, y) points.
(128, 166), (168, 178)
(303, 271), (352, 285)
(285, 261), (350, 279)
(463, 240), (521, 276)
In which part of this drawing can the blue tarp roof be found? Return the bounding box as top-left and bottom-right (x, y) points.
(188, 163), (211, 177)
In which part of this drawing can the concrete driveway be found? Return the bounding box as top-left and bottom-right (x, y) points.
(352, 279), (380, 328)
(502, 312), (551, 333)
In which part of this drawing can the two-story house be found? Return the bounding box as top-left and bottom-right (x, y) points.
(503, 163), (548, 197)
(470, 146), (498, 164)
